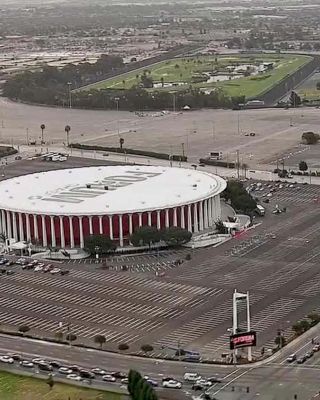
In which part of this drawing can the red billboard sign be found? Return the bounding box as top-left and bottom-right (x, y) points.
(230, 331), (257, 350)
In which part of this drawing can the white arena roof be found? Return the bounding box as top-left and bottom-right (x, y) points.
(0, 166), (226, 216)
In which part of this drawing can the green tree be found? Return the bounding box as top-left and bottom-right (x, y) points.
(141, 344), (154, 353)
(94, 334), (106, 348)
(55, 331), (63, 341)
(308, 312), (320, 326)
(289, 91), (301, 107)
(274, 335), (286, 348)
(46, 374), (54, 390)
(130, 226), (160, 247)
(292, 320), (310, 336)
(301, 131), (319, 145)
(18, 325), (30, 335)
(128, 370), (143, 398)
(84, 234), (116, 255)
(215, 219), (228, 234)
(159, 227), (192, 246)
(160, 77), (164, 87)
(299, 160), (308, 171)
(66, 333), (77, 343)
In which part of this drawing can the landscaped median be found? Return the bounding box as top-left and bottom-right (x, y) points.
(69, 143), (187, 162)
(0, 368), (126, 400)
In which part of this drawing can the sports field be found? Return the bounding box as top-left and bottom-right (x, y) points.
(82, 54), (312, 98)
(0, 371), (121, 400)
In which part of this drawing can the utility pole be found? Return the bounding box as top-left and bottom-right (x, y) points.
(247, 291), (252, 362)
(26, 128), (29, 146)
(236, 150), (240, 179)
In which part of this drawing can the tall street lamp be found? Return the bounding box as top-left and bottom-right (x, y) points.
(67, 82), (72, 109)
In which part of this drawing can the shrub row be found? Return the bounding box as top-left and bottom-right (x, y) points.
(199, 158), (236, 169)
(0, 146), (17, 158)
(290, 170), (320, 176)
(70, 143), (187, 162)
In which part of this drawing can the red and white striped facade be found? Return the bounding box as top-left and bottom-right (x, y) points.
(0, 166), (226, 248)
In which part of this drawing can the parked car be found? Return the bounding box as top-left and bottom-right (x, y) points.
(79, 370), (95, 379)
(112, 371), (127, 379)
(146, 379), (158, 387)
(67, 373), (82, 381)
(38, 362), (53, 372)
(49, 360), (61, 369)
(102, 374), (116, 382)
(91, 368), (106, 376)
(20, 360), (34, 368)
(0, 355), (14, 364)
(162, 380), (182, 389)
(297, 356), (307, 364)
(58, 367), (73, 374)
(50, 268), (61, 275)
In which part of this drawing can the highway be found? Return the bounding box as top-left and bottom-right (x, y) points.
(0, 327), (319, 400)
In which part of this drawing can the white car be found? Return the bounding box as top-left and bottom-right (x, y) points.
(196, 379), (212, 387)
(121, 378), (129, 384)
(58, 367), (73, 374)
(91, 368), (106, 375)
(32, 358), (47, 365)
(50, 268), (61, 275)
(162, 380), (182, 389)
(183, 372), (200, 382)
(67, 373), (82, 381)
(34, 266), (43, 272)
(20, 360), (34, 368)
(102, 374), (116, 382)
(0, 355), (14, 364)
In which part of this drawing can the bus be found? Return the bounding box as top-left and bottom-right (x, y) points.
(208, 151), (223, 160)
(255, 204), (265, 216)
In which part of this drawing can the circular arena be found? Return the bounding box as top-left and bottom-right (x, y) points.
(0, 166), (226, 248)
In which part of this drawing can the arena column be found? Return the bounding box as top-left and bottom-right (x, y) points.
(1, 210), (6, 236)
(147, 212), (152, 226)
(59, 216), (65, 248)
(26, 214), (31, 242)
(129, 214), (133, 235)
(69, 216), (74, 248)
(193, 203), (199, 233)
(199, 201), (204, 231)
(33, 215), (39, 240)
(156, 210), (161, 230)
(98, 216), (103, 234)
(119, 214), (123, 247)
(173, 208), (177, 227)
(216, 195), (221, 219)
(79, 216), (84, 248)
(109, 215), (113, 240)
(6, 211), (12, 239)
(18, 213), (24, 241)
(207, 197), (212, 227)
(211, 197), (216, 224)
(138, 213), (142, 227)
(204, 199), (208, 229)
(187, 204), (192, 232)
(89, 216), (93, 235)
(50, 216), (56, 247)
(165, 209), (169, 228)
(12, 212), (18, 241)
(41, 216), (47, 247)
(180, 206), (185, 229)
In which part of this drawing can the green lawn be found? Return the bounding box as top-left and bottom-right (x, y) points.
(81, 54), (312, 99)
(0, 371), (123, 400)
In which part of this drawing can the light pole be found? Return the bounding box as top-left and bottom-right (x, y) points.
(26, 128), (29, 146)
(67, 82), (72, 109)
(114, 97), (120, 136)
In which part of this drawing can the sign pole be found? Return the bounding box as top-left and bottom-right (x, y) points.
(233, 289), (238, 364)
(246, 291), (252, 362)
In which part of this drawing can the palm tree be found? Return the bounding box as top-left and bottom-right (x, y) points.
(160, 76), (164, 88)
(64, 125), (71, 146)
(40, 124), (45, 144)
(119, 137), (124, 150)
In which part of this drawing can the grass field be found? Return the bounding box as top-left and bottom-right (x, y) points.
(0, 371), (122, 400)
(296, 71), (320, 100)
(82, 54), (312, 98)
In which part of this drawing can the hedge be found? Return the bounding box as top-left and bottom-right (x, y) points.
(0, 146), (17, 158)
(70, 143), (187, 162)
(199, 158), (236, 169)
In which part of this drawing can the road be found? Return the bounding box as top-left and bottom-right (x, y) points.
(0, 327), (320, 400)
